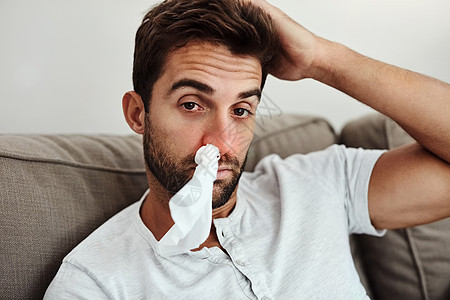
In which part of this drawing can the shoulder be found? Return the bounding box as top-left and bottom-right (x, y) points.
(241, 145), (384, 196)
(46, 195), (165, 298)
(246, 145), (374, 176)
(63, 200), (148, 270)
(46, 201), (146, 299)
(254, 144), (383, 171)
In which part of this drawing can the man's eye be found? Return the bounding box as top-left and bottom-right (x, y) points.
(181, 102), (199, 111)
(234, 108), (251, 117)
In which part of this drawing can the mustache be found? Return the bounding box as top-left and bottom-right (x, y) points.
(181, 152), (241, 169)
(218, 153), (241, 169)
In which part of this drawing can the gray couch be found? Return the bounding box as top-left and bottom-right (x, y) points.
(1, 114), (449, 299)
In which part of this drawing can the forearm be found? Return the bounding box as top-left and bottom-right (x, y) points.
(310, 37), (450, 162)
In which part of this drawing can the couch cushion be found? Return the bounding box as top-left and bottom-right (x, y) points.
(246, 114), (337, 171)
(0, 135), (148, 299)
(1, 114), (337, 299)
(341, 114), (450, 300)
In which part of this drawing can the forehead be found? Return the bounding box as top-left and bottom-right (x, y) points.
(160, 41), (263, 84)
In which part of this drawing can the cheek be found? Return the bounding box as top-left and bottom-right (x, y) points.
(156, 117), (205, 154)
(239, 128), (255, 156)
(224, 122), (255, 158)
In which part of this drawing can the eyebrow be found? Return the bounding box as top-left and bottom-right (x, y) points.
(238, 88), (261, 102)
(168, 78), (261, 102)
(169, 79), (214, 96)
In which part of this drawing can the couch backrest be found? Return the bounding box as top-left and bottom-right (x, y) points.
(0, 114), (337, 299)
(3, 114), (449, 300)
(0, 135), (148, 298)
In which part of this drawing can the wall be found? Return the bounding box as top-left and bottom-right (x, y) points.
(1, 0), (449, 134)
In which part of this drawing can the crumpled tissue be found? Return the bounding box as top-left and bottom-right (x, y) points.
(156, 144), (220, 256)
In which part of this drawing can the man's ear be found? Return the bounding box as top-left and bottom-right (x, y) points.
(122, 91), (146, 134)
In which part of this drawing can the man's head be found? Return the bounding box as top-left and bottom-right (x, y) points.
(124, 0), (279, 209)
(133, 0), (279, 112)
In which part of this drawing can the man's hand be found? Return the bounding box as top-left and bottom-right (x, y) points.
(249, 0), (318, 81)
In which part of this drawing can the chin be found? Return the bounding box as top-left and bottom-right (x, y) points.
(212, 184), (238, 210)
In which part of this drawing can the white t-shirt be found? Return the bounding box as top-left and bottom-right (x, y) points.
(45, 145), (385, 299)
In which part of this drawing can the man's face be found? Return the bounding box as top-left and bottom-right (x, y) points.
(144, 42), (262, 209)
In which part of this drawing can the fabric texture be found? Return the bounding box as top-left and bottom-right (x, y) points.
(0, 135), (148, 299)
(44, 145), (384, 300)
(341, 114), (450, 300)
(245, 114), (337, 171)
(1, 114), (336, 300)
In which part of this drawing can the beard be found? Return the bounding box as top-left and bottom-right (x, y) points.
(143, 115), (247, 209)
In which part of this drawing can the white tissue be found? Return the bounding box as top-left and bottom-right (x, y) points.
(156, 144), (220, 256)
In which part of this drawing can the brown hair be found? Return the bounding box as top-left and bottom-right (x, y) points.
(133, 0), (279, 112)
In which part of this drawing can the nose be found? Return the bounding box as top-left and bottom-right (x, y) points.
(202, 114), (236, 156)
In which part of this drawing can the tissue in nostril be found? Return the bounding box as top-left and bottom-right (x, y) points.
(195, 144), (220, 166)
(156, 144), (220, 257)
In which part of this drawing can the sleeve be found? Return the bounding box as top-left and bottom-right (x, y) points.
(282, 144), (386, 236)
(338, 146), (387, 236)
(44, 261), (110, 300)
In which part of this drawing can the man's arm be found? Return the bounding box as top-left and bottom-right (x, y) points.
(252, 0), (450, 229)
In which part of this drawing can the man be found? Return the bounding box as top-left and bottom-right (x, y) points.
(45, 0), (450, 298)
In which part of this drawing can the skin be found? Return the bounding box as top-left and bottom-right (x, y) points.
(123, 41), (262, 249)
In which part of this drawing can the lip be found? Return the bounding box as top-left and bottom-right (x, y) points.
(216, 167), (232, 180)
